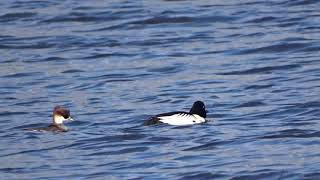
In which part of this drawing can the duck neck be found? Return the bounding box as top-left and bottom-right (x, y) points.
(190, 109), (206, 118)
(50, 123), (68, 132)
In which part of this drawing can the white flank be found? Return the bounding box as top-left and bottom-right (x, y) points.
(158, 114), (206, 126)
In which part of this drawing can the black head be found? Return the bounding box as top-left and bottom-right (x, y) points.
(53, 106), (71, 119)
(189, 101), (207, 118)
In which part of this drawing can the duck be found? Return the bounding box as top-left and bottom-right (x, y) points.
(27, 106), (73, 132)
(144, 101), (207, 126)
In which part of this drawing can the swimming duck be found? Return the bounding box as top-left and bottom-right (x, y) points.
(27, 106), (73, 132)
(144, 101), (207, 126)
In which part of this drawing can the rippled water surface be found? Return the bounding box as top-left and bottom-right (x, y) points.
(1, 0), (320, 179)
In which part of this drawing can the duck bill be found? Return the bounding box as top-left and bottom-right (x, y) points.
(67, 117), (74, 121)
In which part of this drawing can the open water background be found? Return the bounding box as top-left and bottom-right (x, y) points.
(1, 0), (320, 179)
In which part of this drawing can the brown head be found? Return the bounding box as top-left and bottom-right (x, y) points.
(53, 106), (73, 124)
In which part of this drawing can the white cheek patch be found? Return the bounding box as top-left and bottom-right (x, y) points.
(158, 114), (206, 126)
(53, 115), (67, 124)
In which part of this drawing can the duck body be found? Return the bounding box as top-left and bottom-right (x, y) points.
(29, 123), (69, 132)
(144, 111), (206, 126)
(144, 101), (207, 126)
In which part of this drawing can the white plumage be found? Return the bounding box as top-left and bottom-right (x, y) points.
(158, 113), (206, 126)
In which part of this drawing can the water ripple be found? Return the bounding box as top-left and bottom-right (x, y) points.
(1, 0), (319, 179)
(218, 64), (300, 75)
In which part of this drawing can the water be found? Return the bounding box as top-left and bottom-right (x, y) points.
(1, 0), (320, 179)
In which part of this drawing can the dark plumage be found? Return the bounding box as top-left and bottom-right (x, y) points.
(29, 124), (68, 132)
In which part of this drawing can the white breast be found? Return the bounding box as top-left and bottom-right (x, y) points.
(158, 114), (206, 126)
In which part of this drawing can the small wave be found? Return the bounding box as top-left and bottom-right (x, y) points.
(10, 1), (58, 9)
(85, 147), (148, 156)
(183, 140), (228, 151)
(43, 15), (106, 23)
(179, 172), (226, 180)
(235, 101), (266, 108)
(0, 111), (28, 117)
(231, 169), (291, 180)
(134, 14), (236, 25)
(284, 0), (320, 6)
(283, 101), (320, 109)
(76, 134), (147, 145)
(147, 64), (184, 74)
(260, 129), (320, 139)
(85, 53), (132, 59)
(84, 14), (236, 32)
(0, 43), (54, 49)
(61, 69), (86, 74)
(246, 16), (277, 23)
(234, 42), (311, 55)
(218, 64), (300, 75)
(0, 143), (80, 158)
(245, 84), (274, 90)
(2, 72), (43, 78)
(0, 12), (37, 22)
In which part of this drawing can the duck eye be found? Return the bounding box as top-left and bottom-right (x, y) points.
(193, 120), (196, 123)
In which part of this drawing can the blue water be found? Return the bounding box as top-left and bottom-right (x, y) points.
(1, 0), (320, 179)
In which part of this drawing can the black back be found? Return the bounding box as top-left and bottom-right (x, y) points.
(27, 124), (68, 132)
(155, 111), (188, 117)
(143, 111), (188, 125)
